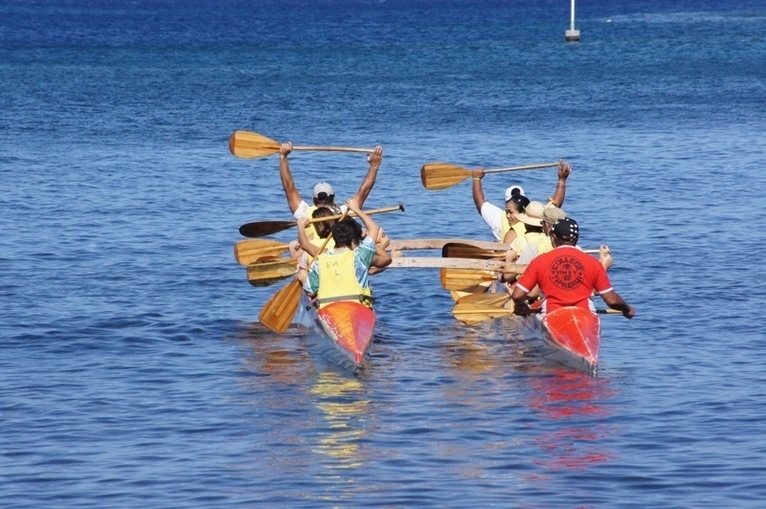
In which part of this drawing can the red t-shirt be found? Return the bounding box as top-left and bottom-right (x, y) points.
(516, 246), (613, 312)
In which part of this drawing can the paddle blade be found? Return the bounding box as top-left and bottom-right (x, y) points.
(247, 258), (297, 286)
(440, 268), (497, 291)
(234, 239), (290, 266)
(450, 283), (491, 303)
(452, 302), (513, 325)
(420, 162), (471, 190)
(442, 242), (505, 260)
(456, 293), (511, 307)
(259, 280), (304, 333)
(229, 130), (281, 159)
(239, 219), (297, 238)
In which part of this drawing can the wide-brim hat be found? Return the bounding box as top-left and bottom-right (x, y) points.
(513, 200), (544, 226)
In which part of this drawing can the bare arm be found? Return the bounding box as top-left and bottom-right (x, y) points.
(549, 160), (571, 208)
(511, 286), (532, 316)
(471, 168), (487, 214)
(601, 290), (635, 318)
(278, 142), (303, 214)
(297, 217), (319, 258)
(346, 197), (379, 244)
(350, 145), (382, 209)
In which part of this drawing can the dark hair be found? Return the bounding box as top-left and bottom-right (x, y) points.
(311, 207), (336, 239)
(511, 194), (530, 212)
(523, 223), (544, 234)
(331, 218), (363, 249)
(313, 193), (336, 207)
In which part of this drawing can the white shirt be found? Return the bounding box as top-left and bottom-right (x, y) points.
(479, 201), (505, 241)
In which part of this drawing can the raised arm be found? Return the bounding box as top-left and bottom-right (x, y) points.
(278, 142), (303, 214)
(297, 217), (319, 258)
(471, 168), (487, 214)
(549, 160), (571, 208)
(350, 145), (383, 209)
(346, 197), (379, 242)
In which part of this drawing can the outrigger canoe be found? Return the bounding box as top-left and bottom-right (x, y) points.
(529, 306), (601, 375)
(295, 296), (376, 372)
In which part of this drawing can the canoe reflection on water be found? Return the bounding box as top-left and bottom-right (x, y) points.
(526, 368), (620, 472)
(310, 372), (370, 470)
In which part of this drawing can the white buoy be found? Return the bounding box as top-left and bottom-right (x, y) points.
(565, 0), (581, 41)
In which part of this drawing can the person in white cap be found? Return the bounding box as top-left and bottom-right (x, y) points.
(278, 141), (387, 280)
(470, 160), (572, 242)
(278, 141), (383, 222)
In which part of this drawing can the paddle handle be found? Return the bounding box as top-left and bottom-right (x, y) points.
(293, 145), (374, 154)
(530, 307), (621, 315)
(484, 162), (560, 174)
(307, 203), (405, 224)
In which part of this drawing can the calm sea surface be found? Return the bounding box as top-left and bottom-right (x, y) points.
(2, 0), (766, 507)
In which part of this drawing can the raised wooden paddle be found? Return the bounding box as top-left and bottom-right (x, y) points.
(239, 203), (404, 238)
(421, 161), (560, 190)
(229, 130), (375, 159)
(442, 242), (602, 260)
(258, 209), (348, 334)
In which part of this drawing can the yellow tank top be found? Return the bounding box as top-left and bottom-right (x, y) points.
(316, 249), (365, 309)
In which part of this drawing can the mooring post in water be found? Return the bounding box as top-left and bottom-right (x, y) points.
(565, 0), (581, 42)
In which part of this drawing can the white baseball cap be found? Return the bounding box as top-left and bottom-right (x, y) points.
(504, 185), (525, 202)
(312, 182), (335, 199)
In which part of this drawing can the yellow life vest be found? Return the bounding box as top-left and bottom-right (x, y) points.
(500, 213), (526, 241)
(304, 205), (320, 241)
(510, 231), (548, 257)
(315, 249), (372, 309)
(307, 233), (335, 265)
(534, 234), (553, 255)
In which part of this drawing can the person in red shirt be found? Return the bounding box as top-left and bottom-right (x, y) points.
(511, 217), (635, 319)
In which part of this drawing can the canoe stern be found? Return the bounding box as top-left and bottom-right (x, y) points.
(317, 301), (377, 367)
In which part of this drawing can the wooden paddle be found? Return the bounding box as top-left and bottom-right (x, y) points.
(440, 268), (498, 291)
(456, 293), (511, 307)
(387, 238), (509, 251)
(442, 242), (601, 260)
(229, 130), (374, 159)
(235, 238), (511, 267)
(421, 161), (560, 190)
(452, 301), (620, 324)
(258, 209), (347, 333)
(389, 257), (524, 272)
(247, 257), (298, 286)
(239, 203), (404, 238)
(235, 239), (291, 265)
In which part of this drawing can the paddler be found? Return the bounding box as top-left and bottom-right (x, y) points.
(278, 141), (383, 240)
(471, 160), (572, 242)
(298, 198), (392, 309)
(511, 217), (635, 319)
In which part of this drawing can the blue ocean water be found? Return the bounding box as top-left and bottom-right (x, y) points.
(2, 0), (766, 507)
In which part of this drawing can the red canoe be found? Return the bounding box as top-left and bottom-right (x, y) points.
(536, 306), (601, 374)
(315, 301), (377, 371)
